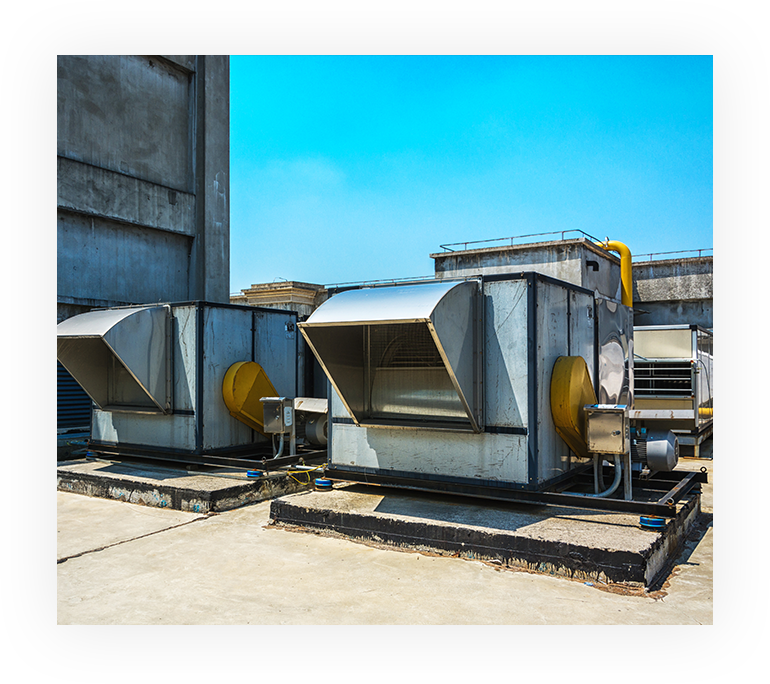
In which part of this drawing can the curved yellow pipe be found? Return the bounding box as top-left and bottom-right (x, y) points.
(597, 239), (633, 307)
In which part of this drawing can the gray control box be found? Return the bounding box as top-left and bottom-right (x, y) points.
(584, 404), (628, 454)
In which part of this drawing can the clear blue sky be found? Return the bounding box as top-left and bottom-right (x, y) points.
(229, 55), (712, 292)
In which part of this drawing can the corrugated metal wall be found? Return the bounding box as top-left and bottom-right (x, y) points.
(57, 362), (92, 429)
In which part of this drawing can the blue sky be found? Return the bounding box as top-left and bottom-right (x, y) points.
(229, 55), (712, 292)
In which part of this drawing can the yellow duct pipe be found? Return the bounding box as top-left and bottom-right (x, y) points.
(597, 239), (633, 307)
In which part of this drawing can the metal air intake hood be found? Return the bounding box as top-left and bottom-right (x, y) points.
(57, 305), (172, 413)
(300, 280), (481, 431)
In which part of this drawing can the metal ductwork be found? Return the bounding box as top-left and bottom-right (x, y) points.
(57, 305), (172, 414)
(300, 280), (482, 432)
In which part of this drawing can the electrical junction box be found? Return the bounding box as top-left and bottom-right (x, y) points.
(261, 397), (293, 433)
(585, 404), (629, 455)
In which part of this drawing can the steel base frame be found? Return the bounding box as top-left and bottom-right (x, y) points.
(87, 440), (327, 472)
(323, 465), (707, 518)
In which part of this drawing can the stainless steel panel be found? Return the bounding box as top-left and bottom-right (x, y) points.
(253, 310), (298, 398)
(92, 409), (195, 450)
(305, 280), (464, 325)
(597, 296), (634, 407)
(330, 422), (529, 483)
(585, 405), (628, 454)
(569, 291), (596, 387)
(171, 305), (196, 412)
(201, 306), (254, 450)
(482, 279), (529, 428)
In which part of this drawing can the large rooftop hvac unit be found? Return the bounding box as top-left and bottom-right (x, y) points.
(57, 301), (302, 464)
(631, 324), (713, 456)
(299, 238), (709, 513)
(301, 267), (634, 494)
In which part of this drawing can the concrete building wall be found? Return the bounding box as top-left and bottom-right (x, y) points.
(230, 281), (328, 319)
(431, 239), (622, 302)
(632, 256), (713, 329)
(431, 241), (712, 330)
(57, 55), (230, 322)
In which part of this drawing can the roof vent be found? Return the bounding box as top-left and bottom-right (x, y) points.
(57, 305), (172, 413)
(300, 280), (481, 431)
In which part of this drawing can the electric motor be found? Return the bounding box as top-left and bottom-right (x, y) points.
(631, 428), (679, 471)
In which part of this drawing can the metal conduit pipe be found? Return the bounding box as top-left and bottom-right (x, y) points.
(572, 453), (623, 498)
(597, 239), (633, 307)
(272, 433), (285, 459)
(593, 454), (600, 494)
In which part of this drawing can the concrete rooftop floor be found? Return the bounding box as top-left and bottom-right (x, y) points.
(57, 457), (713, 626)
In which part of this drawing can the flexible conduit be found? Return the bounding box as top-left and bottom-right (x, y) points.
(572, 453), (623, 498)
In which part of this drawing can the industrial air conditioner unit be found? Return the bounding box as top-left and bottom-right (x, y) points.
(631, 324), (713, 456)
(300, 261), (638, 495)
(56, 301), (325, 464)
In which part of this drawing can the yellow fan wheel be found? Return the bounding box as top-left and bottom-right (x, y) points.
(550, 356), (597, 458)
(222, 361), (278, 434)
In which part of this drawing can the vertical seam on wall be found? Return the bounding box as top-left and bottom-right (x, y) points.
(527, 273), (538, 488)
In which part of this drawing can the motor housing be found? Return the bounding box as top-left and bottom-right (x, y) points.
(631, 427), (679, 472)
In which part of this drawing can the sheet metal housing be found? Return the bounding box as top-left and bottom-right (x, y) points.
(303, 271), (633, 491)
(57, 301), (299, 460)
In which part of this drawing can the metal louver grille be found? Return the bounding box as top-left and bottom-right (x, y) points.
(371, 324), (443, 368)
(57, 361), (92, 429)
(634, 361), (693, 397)
(366, 322), (466, 421)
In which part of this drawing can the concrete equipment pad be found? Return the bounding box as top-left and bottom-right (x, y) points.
(270, 483), (702, 587)
(57, 458), (318, 514)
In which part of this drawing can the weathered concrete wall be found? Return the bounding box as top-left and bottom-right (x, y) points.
(432, 243), (713, 329)
(230, 281), (328, 319)
(632, 257), (712, 328)
(431, 239), (622, 301)
(57, 55), (230, 318)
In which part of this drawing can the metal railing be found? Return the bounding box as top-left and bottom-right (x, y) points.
(438, 229), (604, 253)
(633, 248), (713, 262)
(324, 275), (436, 289)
